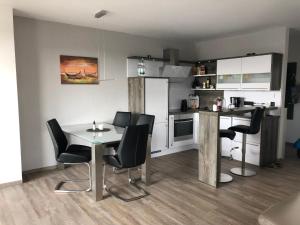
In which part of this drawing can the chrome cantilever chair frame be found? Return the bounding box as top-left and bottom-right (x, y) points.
(55, 162), (92, 193)
(102, 163), (149, 202)
(102, 124), (151, 202)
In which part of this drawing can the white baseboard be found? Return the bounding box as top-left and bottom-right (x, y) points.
(0, 180), (23, 189)
(151, 144), (198, 158)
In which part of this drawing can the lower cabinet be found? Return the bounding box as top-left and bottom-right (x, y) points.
(230, 141), (260, 166)
(220, 116), (233, 157)
(151, 122), (168, 153)
(220, 116), (261, 166)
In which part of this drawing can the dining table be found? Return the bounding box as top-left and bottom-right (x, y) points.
(62, 122), (151, 201)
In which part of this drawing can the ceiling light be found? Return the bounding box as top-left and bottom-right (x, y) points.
(94, 10), (107, 19)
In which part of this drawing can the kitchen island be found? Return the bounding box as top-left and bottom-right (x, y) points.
(198, 106), (279, 187)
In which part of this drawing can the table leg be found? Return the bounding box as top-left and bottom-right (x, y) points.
(198, 112), (220, 188)
(91, 143), (105, 201)
(141, 136), (151, 185)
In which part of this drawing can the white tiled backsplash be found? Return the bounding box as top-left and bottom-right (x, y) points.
(223, 90), (282, 107)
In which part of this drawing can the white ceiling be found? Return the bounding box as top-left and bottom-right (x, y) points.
(2, 0), (300, 41)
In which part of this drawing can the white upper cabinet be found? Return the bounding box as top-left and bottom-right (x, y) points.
(217, 58), (242, 75)
(242, 55), (272, 74)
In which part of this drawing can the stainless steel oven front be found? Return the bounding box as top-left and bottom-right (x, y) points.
(169, 113), (194, 148)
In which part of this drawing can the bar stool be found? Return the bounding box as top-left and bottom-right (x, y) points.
(229, 107), (265, 177)
(219, 129), (236, 183)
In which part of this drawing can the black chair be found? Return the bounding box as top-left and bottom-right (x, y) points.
(46, 119), (92, 193)
(112, 111), (132, 128)
(103, 124), (150, 202)
(112, 113), (155, 175)
(107, 111), (132, 151)
(219, 129), (236, 183)
(136, 114), (155, 135)
(229, 107), (265, 177)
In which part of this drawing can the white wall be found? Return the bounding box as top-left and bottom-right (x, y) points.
(14, 17), (196, 171)
(0, 6), (22, 184)
(286, 29), (300, 143)
(195, 27), (289, 107)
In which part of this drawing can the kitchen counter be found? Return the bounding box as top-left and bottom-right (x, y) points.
(169, 106), (278, 116)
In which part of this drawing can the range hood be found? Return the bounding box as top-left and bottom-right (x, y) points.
(160, 49), (192, 78)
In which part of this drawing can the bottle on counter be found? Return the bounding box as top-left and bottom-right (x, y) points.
(92, 120), (96, 130)
(206, 78), (210, 88)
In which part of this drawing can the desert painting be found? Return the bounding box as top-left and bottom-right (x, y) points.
(60, 55), (98, 84)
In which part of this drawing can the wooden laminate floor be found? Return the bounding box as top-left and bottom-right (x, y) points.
(1, 145), (300, 225)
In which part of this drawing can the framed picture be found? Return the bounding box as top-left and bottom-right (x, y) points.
(60, 55), (98, 84)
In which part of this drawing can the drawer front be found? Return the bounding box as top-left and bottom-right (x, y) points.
(232, 118), (261, 145)
(245, 144), (260, 166)
(230, 141), (260, 166)
(231, 142), (242, 161)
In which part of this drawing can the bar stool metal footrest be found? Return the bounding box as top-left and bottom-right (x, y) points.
(230, 167), (256, 177)
(220, 173), (233, 183)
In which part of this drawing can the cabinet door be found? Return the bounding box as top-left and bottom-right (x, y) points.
(220, 116), (232, 156)
(193, 113), (199, 145)
(217, 58), (242, 75)
(245, 143), (260, 166)
(230, 142), (260, 166)
(242, 55), (272, 74)
(151, 122), (168, 153)
(145, 78), (168, 123)
(232, 117), (261, 145)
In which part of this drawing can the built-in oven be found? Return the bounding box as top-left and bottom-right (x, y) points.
(169, 113), (194, 148)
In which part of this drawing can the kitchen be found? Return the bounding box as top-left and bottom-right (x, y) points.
(127, 48), (284, 187)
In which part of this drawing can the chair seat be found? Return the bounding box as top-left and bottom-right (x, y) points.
(103, 155), (122, 168)
(57, 144), (91, 163)
(105, 142), (120, 149)
(229, 125), (251, 134)
(219, 129), (236, 140)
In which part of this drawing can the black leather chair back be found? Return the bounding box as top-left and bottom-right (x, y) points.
(113, 111), (132, 128)
(46, 119), (68, 158)
(249, 107), (265, 134)
(136, 114), (155, 135)
(117, 124), (149, 168)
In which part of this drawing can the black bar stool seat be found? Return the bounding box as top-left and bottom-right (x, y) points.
(219, 129), (236, 183)
(228, 107), (265, 177)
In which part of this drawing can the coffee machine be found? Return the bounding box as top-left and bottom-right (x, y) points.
(230, 97), (244, 108)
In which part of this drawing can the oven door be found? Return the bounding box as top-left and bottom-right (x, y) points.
(174, 118), (193, 141)
(169, 114), (194, 147)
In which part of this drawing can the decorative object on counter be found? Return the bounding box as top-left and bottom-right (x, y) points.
(189, 94), (199, 109)
(181, 99), (188, 112)
(212, 104), (218, 112)
(137, 58), (146, 76)
(216, 97), (223, 111)
(60, 55), (98, 84)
